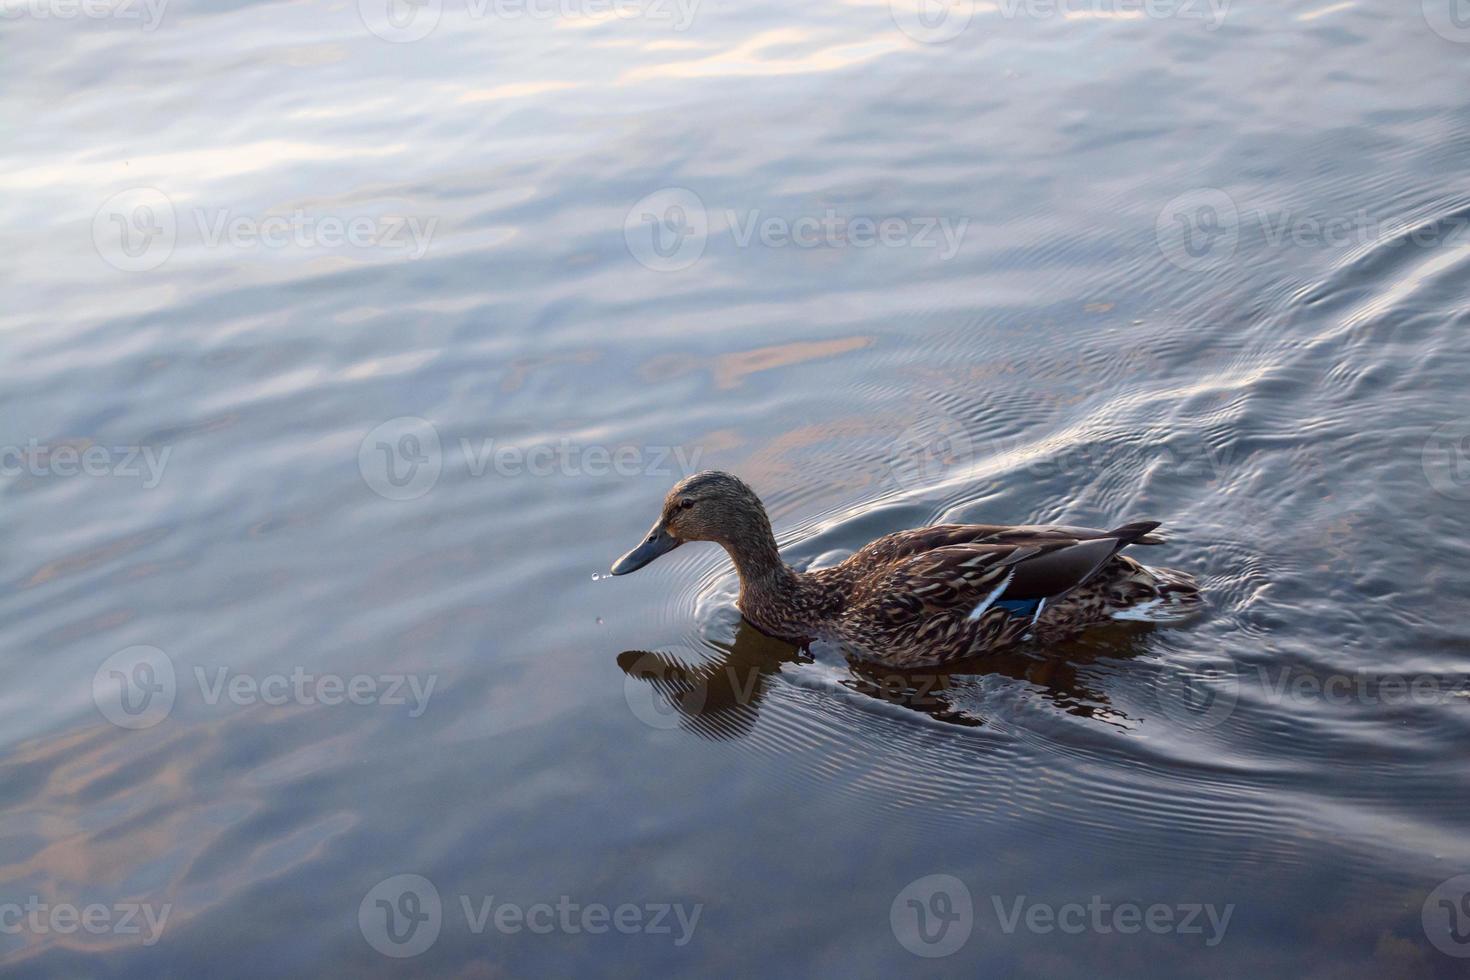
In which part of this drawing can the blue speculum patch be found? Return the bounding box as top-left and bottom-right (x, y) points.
(995, 598), (1044, 618)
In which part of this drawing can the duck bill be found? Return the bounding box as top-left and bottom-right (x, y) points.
(611, 522), (681, 575)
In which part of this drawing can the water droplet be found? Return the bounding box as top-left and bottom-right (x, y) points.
(596, 617), (604, 625)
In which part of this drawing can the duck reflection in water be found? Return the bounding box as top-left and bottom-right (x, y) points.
(617, 618), (1153, 738)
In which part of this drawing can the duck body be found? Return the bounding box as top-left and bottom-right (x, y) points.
(738, 521), (1202, 667)
(611, 472), (1202, 668)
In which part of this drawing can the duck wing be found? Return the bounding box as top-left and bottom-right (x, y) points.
(854, 521), (1164, 566)
(852, 522), (1162, 627)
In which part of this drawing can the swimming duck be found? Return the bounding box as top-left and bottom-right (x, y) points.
(610, 471), (1202, 668)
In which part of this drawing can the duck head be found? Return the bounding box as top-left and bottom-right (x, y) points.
(610, 470), (777, 576)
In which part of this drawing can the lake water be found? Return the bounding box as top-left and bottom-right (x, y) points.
(4, 0), (1470, 975)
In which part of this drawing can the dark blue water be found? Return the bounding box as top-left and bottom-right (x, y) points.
(4, 0), (1470, 975)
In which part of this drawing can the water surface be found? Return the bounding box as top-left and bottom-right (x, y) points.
(4, 0), (1470, 975)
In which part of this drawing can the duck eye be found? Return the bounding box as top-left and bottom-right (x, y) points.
(678, 499), (695, 510)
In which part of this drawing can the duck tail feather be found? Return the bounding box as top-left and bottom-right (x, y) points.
(1108, 520), (1165, 546)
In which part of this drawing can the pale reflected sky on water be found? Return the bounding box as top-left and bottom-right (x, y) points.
(3, 1), (1470, 976)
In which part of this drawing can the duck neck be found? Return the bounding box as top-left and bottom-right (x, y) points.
(719, 521), (805, 627)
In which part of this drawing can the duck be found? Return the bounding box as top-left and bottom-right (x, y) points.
(610, 471), (1202, 668)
